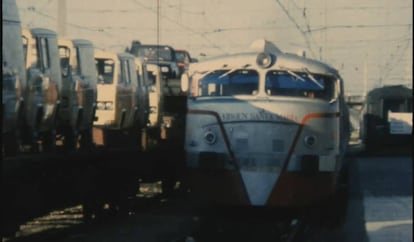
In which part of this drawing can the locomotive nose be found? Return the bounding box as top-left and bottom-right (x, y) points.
(227, 123), (297, 205)
(239, 169), (280, 205)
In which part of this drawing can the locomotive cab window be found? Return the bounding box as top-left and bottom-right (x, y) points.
(120, 59), (132, 84)
(38, 37), (51, 72)
(22, 36), (30, 66)
(147, 70), (157, 87)
(59, 46), (71, 77)
(196, 69), (259, 97)
(265, 70), (335, 101)
(96, 59), (114, 84)
(77, 46), (95, 79)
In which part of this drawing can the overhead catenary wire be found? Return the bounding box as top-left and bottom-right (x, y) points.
(130, 0), (229, 54)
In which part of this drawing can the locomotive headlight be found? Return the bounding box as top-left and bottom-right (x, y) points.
(256, 52), (274, 69)
(97, 102), (105, 110)
(304, 135), (317, 148)
(42, 76), (51, 90)
(204, 130), (217, 145)
(97, 101), (114, 110)
(149, 106), (157, 113)
(105, 101), (114, 110)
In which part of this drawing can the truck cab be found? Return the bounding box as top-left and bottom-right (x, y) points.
(57, 38), (98, 150)
(22, 27), (61, 152)
(93, 50), (140, 147)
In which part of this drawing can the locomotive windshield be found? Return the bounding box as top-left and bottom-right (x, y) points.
(265, 70), (335, 100)
(196, 69), (259, 96)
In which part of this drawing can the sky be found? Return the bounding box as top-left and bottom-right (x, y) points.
(15, 0), (413, 95)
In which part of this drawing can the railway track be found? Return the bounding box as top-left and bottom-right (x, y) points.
(2, 143), (184, 239)
(4, 191), (339, 242)
(2, 144), (348, 242)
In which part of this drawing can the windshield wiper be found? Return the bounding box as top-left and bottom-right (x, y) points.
(218, 64), (251, 79)
(286, 70), (306, 82)
(279, 66), (306, 82)
(303, 67), (324, 89)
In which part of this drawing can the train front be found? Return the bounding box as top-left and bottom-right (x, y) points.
(181, 40), (349, 209)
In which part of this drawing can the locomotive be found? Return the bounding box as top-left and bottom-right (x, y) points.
(57, 38), (98, 151)
(2, 0), (26, 155)
(21, 27), (61, 152)
(180, 39), (350, 216)
(93, 50), (148, 148)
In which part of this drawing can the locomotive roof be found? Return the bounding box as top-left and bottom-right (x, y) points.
(24, 27), (57, 37)
(59, 38), (94, 48)
(71, 39), (94, 47)
(3, 0), (21, 22)
(190, 39), (339, 76)
(366, 85), (412, 101)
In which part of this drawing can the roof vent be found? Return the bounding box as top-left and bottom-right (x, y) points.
(297, 50), (306, 57)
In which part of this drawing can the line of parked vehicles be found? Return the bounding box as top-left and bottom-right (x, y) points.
(3, 0), (196, 156)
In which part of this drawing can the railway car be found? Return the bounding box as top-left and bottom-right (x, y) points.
(57, 38), (98, 150)
(93, 50), (142, 147)
(359, 85), (412, 150)
(21, 27), (61, 152)
(2, 0), (26, 155)
(180, 39), (350, 215)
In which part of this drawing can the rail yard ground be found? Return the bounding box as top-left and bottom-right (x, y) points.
(2, 138), (412, 242)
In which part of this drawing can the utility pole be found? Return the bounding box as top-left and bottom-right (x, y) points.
(157, 0), (160, 45)
(363, 54), (367, 96)
(406, 43), (412, 89)
(57, 0), (67, 36)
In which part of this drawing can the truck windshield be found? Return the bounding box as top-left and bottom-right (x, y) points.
(265, 70), (335, 100)
(136, 46), (174, 62)
(195, 69), (259, 97)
